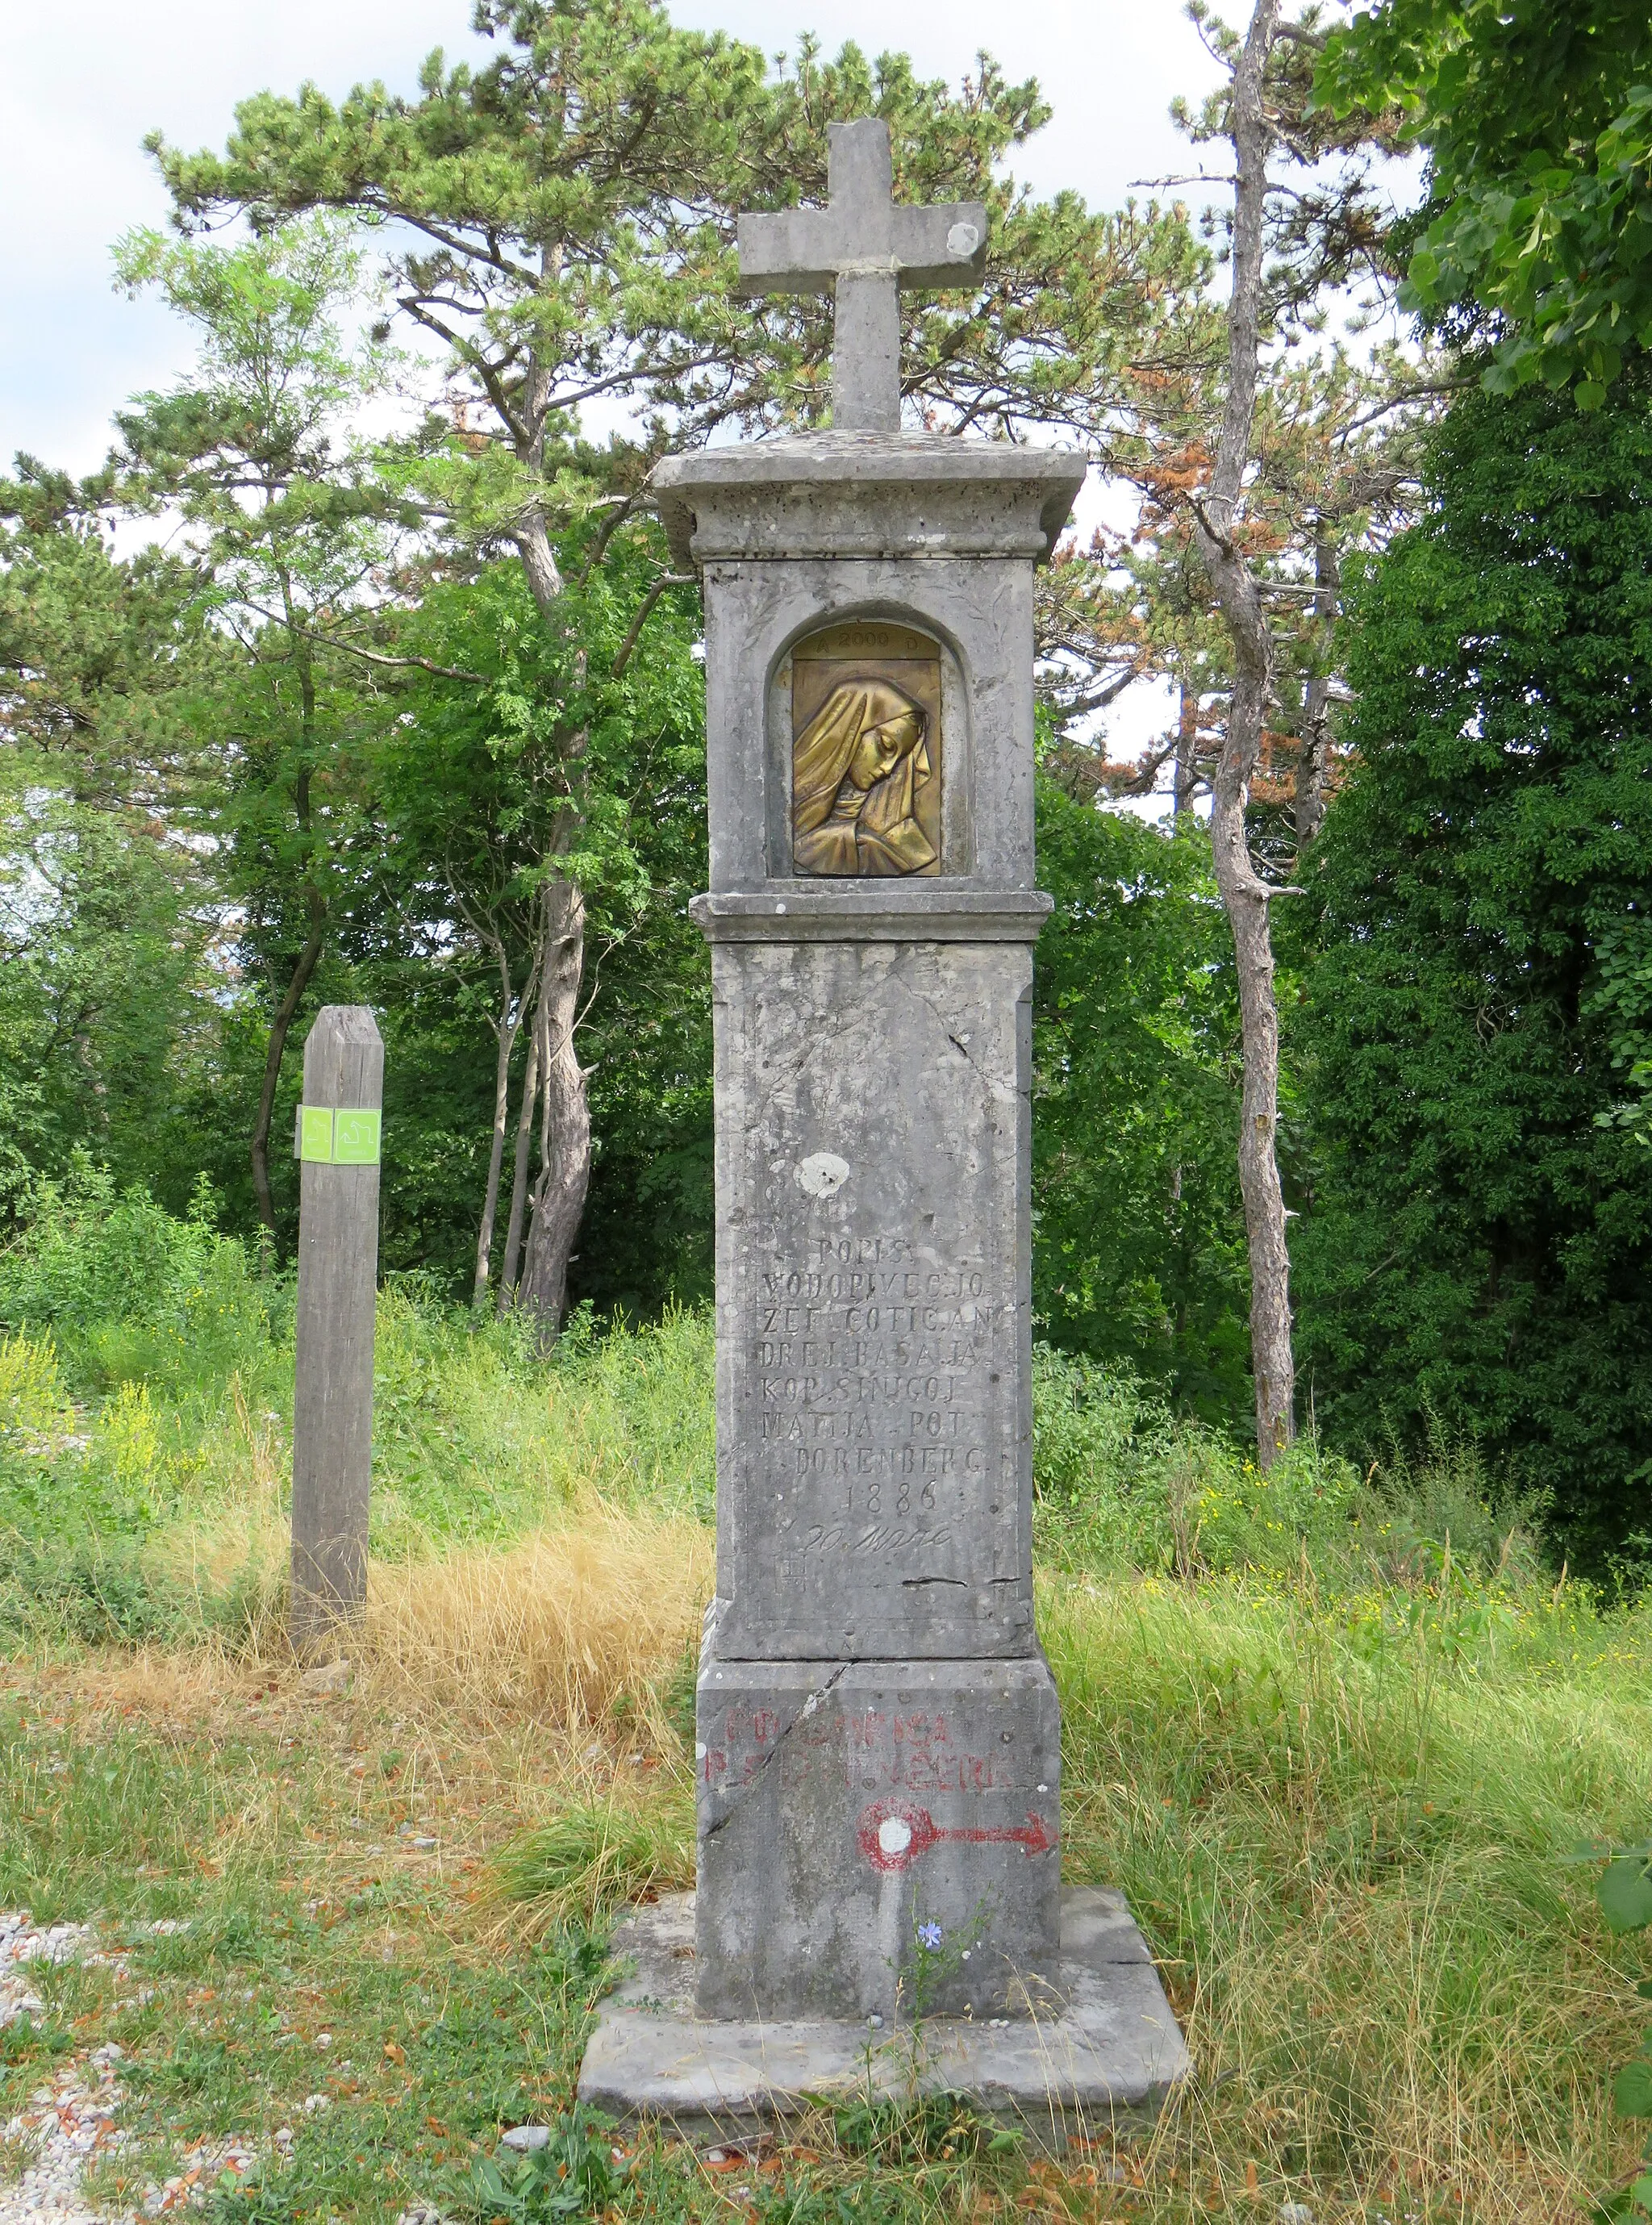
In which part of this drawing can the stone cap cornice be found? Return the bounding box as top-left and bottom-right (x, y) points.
(653, 432), (1087, 570)
(689, 886), (1054, 944)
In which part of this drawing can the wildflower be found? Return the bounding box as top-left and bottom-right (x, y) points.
(916, 1922), (943, 1951)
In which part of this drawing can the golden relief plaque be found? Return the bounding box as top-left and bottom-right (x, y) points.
(791, 622), (941, 876)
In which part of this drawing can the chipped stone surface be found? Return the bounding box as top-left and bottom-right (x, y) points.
(578, 1889), (1191, 2149)
(706, 933), (1040, 1666)
(653, 434), (1086, 570)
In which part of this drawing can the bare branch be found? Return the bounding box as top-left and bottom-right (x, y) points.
(239, 601), (490, 686)
(611, 574), (695, 678)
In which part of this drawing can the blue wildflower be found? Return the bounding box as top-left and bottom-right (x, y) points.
(916, 1922), (943, 1950)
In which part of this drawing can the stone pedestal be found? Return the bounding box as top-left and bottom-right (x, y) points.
(578, 1889), (1191, 2150)
(695, 1654), (1061, 2020)
(650, 432), (1087, 2025)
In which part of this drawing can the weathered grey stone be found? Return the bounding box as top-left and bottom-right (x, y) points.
(578, 130), (1185, 2122)
(701, 929), (1038, 1664)
(733, 119), (987, 433)
(695, 1650), (1060, 2018)
(578, 1889), (1191, 2150)
(498, 2126), (551, 2154)
(657, 412), (1086, 2031)
(653, 435), (1086, 569)
(690, 889), (1054, 943)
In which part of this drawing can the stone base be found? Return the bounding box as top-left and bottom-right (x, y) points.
(578, 1888), (1190, 2152)
(697, 1649), (1062, 2019)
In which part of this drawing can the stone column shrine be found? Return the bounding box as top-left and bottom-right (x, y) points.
(579, 119), (1188, 2139)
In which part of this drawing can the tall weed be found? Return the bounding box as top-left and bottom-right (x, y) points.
(0, 1160), (281, 1401)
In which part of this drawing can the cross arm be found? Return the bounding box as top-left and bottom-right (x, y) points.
(735, 201), (988, 298)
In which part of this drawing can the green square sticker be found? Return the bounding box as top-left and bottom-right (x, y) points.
(299, 1105), (335, 1163)
(333, 1108), (382, 1165)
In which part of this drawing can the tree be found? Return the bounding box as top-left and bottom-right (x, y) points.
(0, 770), (220, 1217)
(373, 530), (703, 1321)
(1032, 776), (1250, 1416)
(1054, 0), (1407, 1463)
(1291, 367), (1652, 1568)
(111, 217), (408, 1232)
(146, 2), (1213, 1335)
(142, 1), (788, 1327)
(1320, 0), (1652, 407)
(0, 464), (236, 1221)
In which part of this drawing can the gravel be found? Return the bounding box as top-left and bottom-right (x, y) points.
(0, 1914), (257, 2225)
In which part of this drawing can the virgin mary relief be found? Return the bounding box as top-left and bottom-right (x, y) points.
(790, 624), (942, 877)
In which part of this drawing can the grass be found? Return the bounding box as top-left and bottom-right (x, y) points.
(2, 1179), (1650, 2223)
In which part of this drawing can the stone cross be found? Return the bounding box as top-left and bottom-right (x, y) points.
(736, 117), (987, 433)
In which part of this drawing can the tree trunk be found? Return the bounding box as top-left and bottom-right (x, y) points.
(1173, 679), (1199, 822)
(1295, 529), (1340, 850)
(497, 998), (542, 1317)
(472, 938), (525, 1309)
(516, 874), (590, 1346)
(504, 496), (597, 1347)
(1209, 670), (1295, 1463)
(251, 885), (325, 1234)
(1188, 0), (1296, 1465)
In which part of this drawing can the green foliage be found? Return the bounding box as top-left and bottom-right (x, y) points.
(1292, 368), (1652, 1568)
(1028, 1342), (1538, 1592)
(485, 1800), (692, 1931)
(1589, 910), (1652, 1147)
(1589, 1841), (1652, 2221)
(446, 2119), (627, 2225)
(1320, 0), (1652, 402)
(371, 538), (711, 1310)
(1601, 1851), (1652, 1939)
(1048, 1570), (1652, 2198)
(0, 1179), (1548, 1656)
(1031, 780), (1249, 1417)
(0, 1160), (277, 1396)
(145, 0), (1202, 457)
(0, 749), (228, 1224)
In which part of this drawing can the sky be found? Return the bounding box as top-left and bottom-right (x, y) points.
(0, 0), (1220, 477)
(0, 0), (1222, 794)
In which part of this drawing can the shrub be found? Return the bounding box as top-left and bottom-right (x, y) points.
(1595, 1839), (1652, 2223)
(0, 1160), (279, 1398)
(483, 1796), (693, 1932)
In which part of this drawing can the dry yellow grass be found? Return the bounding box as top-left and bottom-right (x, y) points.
(355, 1507), (710, 1734)
(13, 1480), (1650, 2225)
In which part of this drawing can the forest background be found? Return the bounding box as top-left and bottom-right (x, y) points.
(2, 0), (1650, 1577)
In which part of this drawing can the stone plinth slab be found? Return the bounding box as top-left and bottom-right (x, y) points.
(696, 1649), (1060, 2019)
(578, 1889), (1191, 2152)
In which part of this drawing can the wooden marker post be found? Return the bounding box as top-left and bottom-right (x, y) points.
(290, 1005), (384, 1655)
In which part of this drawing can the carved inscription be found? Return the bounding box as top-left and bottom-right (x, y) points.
(749, 1233), (996, 1578)
(702, 1702), (1004, 1798)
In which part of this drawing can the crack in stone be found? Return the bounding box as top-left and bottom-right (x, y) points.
(886, 953), (992, 1083)
(699, 1663), (849, 1840)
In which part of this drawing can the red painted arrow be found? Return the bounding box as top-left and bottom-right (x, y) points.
(857, 1798), (1056, 1872)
